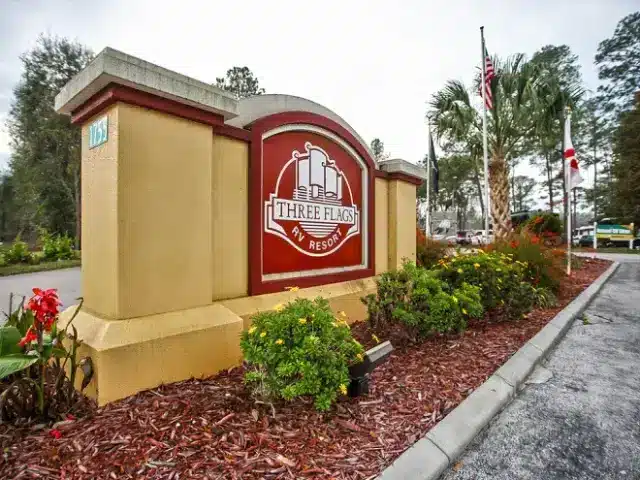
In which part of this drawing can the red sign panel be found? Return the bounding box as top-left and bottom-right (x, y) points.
(249, 113), (375, 295)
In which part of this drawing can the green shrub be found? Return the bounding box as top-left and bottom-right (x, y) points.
(533, 287), (558, 309)
(40, 229), (75, 261)
(416, 228), (448, 268)
(435, 251), (559, 319)
(525, 212), (562, 236)
(362, 262), (483, 339)
(504, 282), (538, 318)
(492, 233), (562, 292)
(3, 239), (32, 265)
(240, 297), (363, 411)
(435, 252), (525, 311)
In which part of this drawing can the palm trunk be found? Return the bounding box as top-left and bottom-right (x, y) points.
(489, 154), (511, 240)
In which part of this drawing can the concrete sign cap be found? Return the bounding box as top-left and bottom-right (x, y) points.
(55, 47), (239, 120)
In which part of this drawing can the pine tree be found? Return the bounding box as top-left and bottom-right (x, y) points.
(7, 35), (93, 244)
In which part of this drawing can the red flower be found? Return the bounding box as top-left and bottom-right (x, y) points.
(26, 288), (61, 332)
(18, 327), (37, 347)
(49, 429), (62, 439)
(510, 240), (519, 249)
(531, 236), (540, 244)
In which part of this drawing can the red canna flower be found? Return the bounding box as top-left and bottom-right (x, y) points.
(49, 429), (62, 439)
(18, 326), (37, 347)
(26, 288), (61, 332)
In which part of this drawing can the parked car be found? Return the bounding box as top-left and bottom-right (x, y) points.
(456, 231), (474, 245)
(445, 235), (458, 245)
(578, 235), (594, 247)
(471, 230), (494, 245)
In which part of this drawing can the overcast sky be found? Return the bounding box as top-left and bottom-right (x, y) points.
(0, 0), (637, 183)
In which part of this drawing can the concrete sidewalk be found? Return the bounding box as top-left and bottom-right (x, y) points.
(442, 261), (640, 480)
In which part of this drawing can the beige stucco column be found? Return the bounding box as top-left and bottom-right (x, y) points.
(378, 159), (426, 270)
(54, 48), (249, 404)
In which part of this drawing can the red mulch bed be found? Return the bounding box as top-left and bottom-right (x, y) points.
(0, 259), (610, 480)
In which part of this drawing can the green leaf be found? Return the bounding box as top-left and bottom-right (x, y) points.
(9, 308), (34, 337)
(0, 326), (24, 356)
(51, 347), (67, 359)
(0, 354), (39, 380)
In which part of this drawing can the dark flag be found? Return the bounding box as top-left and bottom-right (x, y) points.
(428, 126), (439, 194)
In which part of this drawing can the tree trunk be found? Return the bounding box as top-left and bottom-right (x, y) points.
(545, 153), (554, 212)
(489, 155), (510, 240)
(510, 163), (515, 212)
(472, 157), (485, 218)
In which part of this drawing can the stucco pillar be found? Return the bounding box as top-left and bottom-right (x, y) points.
(56, 48), (241, 320)
(54, 48), (248, 404)
(378, 159), (426, 270)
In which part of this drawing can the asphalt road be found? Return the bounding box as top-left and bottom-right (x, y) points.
(0, 267), (81, 314)
(442, 256), (640, 480)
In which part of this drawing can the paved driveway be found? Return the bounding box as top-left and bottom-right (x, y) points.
(575, 252), (640, 263)
(442, 261), (640, 479)
(0, 267), (81, 314)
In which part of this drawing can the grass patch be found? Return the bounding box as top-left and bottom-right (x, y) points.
(0, 259), (81, 277)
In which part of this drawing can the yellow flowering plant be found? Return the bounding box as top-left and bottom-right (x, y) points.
(240, 297), (363, 411)
(362, 261), (483, 340)
(435, 251), (554, 319)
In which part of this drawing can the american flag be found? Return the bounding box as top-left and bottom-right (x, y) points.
(480, 47), (495, 109)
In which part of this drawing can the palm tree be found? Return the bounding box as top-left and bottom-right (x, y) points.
(429, 54), (551, 239)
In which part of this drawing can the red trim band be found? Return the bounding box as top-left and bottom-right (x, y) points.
(71, 84), (226, 127)
(212, 124), (251, 142)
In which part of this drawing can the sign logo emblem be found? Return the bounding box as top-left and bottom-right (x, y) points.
(265, 142), (360, 257)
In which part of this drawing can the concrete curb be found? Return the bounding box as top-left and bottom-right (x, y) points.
(377, 261), (620, 480)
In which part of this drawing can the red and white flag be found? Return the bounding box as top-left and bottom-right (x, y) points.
(480, 47), (495, 110)
(564, 113), (583, 189)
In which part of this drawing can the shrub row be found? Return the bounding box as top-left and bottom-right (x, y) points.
(241, 236), (561, 412)
(0, 231), (76, 267)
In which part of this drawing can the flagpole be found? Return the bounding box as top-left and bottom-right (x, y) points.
(426, 119), (432, 237)
(480, 26), (491, 244)
(566, 107), (572, 276)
